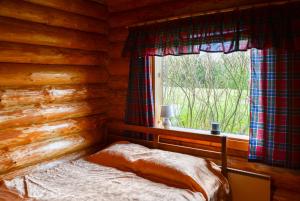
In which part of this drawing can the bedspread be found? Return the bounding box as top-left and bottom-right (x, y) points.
(0, 159), (206, 201)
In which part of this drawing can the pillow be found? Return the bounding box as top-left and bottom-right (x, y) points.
(87, 141), (230, 201)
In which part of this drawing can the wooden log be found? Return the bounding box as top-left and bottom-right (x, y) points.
(0, 42), (108, 66)
(0, 17), (108, 51)
(0, 116), (105, 148)
(108, 75), (129, 90)
(0, 115), (105, 149)
(0, 146), (100, 180)
(109, 0), (275, 28)
(110, 42), (125, 59)
(107, 0), (172, 12)
(0, 132), (101, 174)
(109, 28), (128, 42)
(0, 99), (107, 130)
(0, 0), (108, 34)
(0, 63), (108, 86)
(25, 0), (108, 20)
(107, 104), (125, 120)
(0, 84), (109, 108)
(108, 58), (130, 75)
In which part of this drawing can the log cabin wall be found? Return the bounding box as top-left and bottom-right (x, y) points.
(106, 0), (300, 200)
(0, 0), (109, 174)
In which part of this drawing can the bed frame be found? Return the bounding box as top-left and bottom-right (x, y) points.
(104, 121), (228, 176)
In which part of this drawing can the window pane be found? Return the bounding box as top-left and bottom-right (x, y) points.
(157, 51), (250, 135)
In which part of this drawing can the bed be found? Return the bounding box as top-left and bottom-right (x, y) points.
(0, 121), (230, 201)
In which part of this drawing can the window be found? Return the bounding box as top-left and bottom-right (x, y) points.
(154, 51), (251, 136)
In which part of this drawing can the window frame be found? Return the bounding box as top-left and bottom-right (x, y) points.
(152, 56), (249, 156)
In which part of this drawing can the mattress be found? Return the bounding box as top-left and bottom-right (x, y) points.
(0, 159), (206, 201)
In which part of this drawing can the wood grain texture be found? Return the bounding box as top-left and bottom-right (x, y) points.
(0, 132), (102, 174)
(109, 27), (128, 42)
(0, 0), (108, 34)
(0, 115), (105, 149)
(0, 63), (108, 86)
(108, 75), (129, 90)
(0, 42), (108, 65)
(0, 0), (109, 177)
(0, 17), (108, 51)
(25, 0), (108, 20)
(0, 85), (109, 108)
(109, 0), (281, 28)
(107, 0), (173, 12)
(0, 99), (107, 130)
(108, 59), (130, 75)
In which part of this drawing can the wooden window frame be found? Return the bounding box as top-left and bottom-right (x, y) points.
(151, 56), (249, 157)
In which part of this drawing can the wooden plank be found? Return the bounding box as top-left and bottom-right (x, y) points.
(109, 0), (277, 28)
(0, 146), (101, 180)
(0, 132), (101, 174)
(109, 28), (128, 42)
(107, 121), (224, 143)
(107, 0), (173, 12)
(0, 63), (108, 86)
(0, 17), (108, 51)
(110, 42), (125, 59)
(0, 84), (109, 108)
(0, 0), (108, 34)
(108, 58), (130, 76)
(108, 75), (129, 90)
(0, 115), (105, 149)
(0, 99), (107, 130)
(25, 0), (108, 20)
(0, 42), (108, 65)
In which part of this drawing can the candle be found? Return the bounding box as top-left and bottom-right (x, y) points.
(211, 122), (221, 135)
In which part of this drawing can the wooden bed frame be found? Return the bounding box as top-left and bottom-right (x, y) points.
(104, 121), (228, 176)
(0, 120), (228, 180)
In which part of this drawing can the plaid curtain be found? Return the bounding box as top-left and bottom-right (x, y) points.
(249, 49), (300, 168)
(123, 3), (299, 57)
(124, 57), (154, 139)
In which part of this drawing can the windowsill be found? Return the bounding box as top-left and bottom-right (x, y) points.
(159, 126), (249, 155)
(167, 126), (249, 141)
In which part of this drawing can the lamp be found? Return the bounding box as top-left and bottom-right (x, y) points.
(160, 105), (174, 129)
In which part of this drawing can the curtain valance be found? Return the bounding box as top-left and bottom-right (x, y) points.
(123, 3), (300, 57)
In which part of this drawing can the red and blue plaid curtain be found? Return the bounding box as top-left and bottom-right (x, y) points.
(249, 49), (300, 168)
(124, 57), (154, 139)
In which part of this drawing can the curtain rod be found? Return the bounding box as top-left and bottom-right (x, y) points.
(126, 0), (298, 29)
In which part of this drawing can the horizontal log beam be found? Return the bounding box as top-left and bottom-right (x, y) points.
(109, 0), (276, 28)
(0, 99), (107, 130)
(0, 115), (105, 149)
(0, 84), (109, 108)
(25, 0), (108, 20)
(108, 58), (130, 75)
(0, 17), (108, 51)
(0, 63), (108, 86)
(107, 0), (172, 12)
(110, 42), (125, 59)
(109, 28), (128, 42)
(0, 0), (108, 34)
(0, 132), (101, 174)
(108, 75), (128, 90)
(0, 42), (108, 66)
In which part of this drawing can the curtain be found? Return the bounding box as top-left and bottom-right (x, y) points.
(122, 2), (300, 167)
(249, 49), (300, 168)
(123, 3), (299, 57)
(124, 57), (154, 140)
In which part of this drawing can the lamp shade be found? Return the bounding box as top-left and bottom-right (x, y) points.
(160, 105), (174, 118)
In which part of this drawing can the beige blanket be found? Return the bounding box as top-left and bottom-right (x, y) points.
(0, 159), (205, 201)
(88, 141), (230, 201)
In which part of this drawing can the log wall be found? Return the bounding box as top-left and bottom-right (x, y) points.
(107, 1), (300, 200)
(0, 0), (108, 174)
